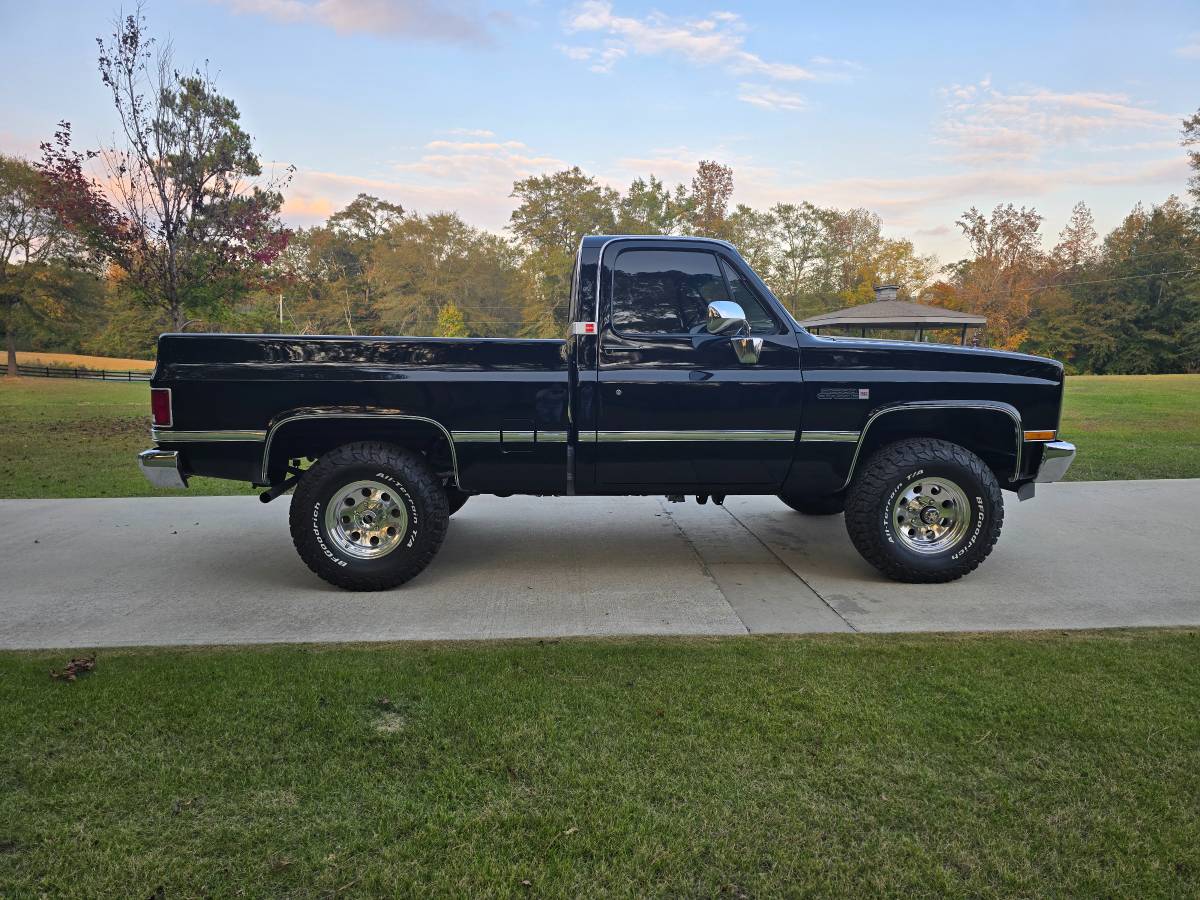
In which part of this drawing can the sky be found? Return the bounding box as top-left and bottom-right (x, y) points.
(1, 0), (1198, 263)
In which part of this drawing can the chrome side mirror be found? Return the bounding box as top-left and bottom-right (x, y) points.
(706, 300), (749, 336)
(706, 300), (762, 364)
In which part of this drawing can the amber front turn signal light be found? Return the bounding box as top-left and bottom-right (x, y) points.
(1023, 429), (1056, 441)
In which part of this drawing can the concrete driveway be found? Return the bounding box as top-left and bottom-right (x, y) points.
(1, 480), (1197, 649)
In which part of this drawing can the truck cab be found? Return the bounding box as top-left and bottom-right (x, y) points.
(140, 234), (1075, 590)
(569, 235), (803, 493)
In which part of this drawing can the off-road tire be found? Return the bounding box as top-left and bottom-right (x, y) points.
(779, 492), (845, 515)
(289, 442), (449, 591)
(446, 486), (471, 517)
(844, 438), (1003, 583)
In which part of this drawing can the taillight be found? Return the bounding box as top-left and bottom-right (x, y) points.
(151, 388), (173, 427)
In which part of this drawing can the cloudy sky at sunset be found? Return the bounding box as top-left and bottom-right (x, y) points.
(2, 0), (1197, 262)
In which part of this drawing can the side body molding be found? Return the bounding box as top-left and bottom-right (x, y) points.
(841, 400), (1024, 490)
(260, 408), (461, 487)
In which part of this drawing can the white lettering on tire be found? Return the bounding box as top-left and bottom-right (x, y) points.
(311, 501), (347, 567)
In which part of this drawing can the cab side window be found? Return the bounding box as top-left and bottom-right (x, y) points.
(611, 248), (779, 335)
(612, 249), (725, 335)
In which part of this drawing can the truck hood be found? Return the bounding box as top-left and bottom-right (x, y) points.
(800, 335), (1065, 384)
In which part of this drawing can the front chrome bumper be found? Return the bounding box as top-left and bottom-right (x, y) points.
(138, 449), (189, 489)
(1034, 440), (1076, 483)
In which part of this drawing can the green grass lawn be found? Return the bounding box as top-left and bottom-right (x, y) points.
(1060, 374), (1200, 481)
(1, 631), (1196, 897)
(2, 373), (1198, 498)
(0, 377), (254, 498)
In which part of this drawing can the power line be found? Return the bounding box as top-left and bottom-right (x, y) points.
(941, 266), (1200, 303)
(1039, 266), (1200, 291)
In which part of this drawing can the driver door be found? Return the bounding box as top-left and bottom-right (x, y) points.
(593, 242), (801, 488)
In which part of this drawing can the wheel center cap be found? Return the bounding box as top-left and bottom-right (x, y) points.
(920, 506), (940, 525)
(361, 512), (375, 526)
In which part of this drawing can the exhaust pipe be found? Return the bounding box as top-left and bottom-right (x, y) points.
(259, 472), (301, 504)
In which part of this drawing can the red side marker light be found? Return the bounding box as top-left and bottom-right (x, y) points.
(151, 388), (173, 427)
(585, 322), (596, 334)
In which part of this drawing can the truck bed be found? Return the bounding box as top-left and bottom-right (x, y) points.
(152, 333), (570, 491)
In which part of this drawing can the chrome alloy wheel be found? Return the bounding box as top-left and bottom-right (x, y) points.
(891, 476), (971, 555)
(324, 480), (409, 560)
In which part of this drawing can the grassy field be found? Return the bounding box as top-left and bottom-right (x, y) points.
(1059, 374), (1200, 481)
(0, 377), (254, 498)
(1, 631), (1196, 896)
(1, 372), (1198, 498)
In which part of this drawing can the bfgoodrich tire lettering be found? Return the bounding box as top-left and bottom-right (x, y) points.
(844, 438), (1003, 583)
(290, 442), (448, 591)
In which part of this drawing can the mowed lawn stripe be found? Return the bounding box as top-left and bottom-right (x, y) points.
(0, 632), (1196, 896)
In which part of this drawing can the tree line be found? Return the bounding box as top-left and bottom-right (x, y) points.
(2, 8), (1198, 375)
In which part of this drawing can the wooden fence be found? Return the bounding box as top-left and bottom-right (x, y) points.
(16, 364), (152, 382)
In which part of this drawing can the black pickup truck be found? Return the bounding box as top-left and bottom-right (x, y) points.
(139, 235), (1075, 589)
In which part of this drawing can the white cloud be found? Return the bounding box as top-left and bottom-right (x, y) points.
(446, 128), (496, 137)
(737, 84), (806, 112)
(394, 137), (567, 181)
(762, 158), (1189, 223)
(556, 41), (628, 73)
(1175, 35), (1200, 58)
(938, 79), (1178, 164)
(280, 132), (569, 229)
(424, 139), (528, 152)
(590, 44), (628, 74)
(1082, 139), (1182, 153)
(560, 1), (852, 101)
(282, 167), (519, 230)
(557, 44), (595, 61)
(213, 0), (501, 45)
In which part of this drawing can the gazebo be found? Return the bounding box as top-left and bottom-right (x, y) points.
(798, 286), (986, 346)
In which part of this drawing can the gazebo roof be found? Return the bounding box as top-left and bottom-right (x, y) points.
(798, 299), (986, 330)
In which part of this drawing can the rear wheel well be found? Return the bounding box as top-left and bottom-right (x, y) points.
(262, 417), (457, 487)
(852, 408), (1020, 487)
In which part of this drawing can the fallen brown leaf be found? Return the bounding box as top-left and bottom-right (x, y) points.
(50, 654), (96, 682)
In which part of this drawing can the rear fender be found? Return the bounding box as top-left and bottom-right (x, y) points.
(261, 407), (459, 487)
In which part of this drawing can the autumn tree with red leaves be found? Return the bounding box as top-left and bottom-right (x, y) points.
(38, 5), (290, 332)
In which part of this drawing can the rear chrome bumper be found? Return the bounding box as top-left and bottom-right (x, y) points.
(1034, 440), (1076, 483)
(138, 449), (189, 489)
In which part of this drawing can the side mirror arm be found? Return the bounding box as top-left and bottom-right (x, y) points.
(731, 336), (764, 365)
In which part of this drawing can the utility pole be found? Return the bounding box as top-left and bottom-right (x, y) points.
(278, 293), (284, 328)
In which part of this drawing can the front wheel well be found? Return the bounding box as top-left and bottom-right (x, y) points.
(850, 407), (1021, 488)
